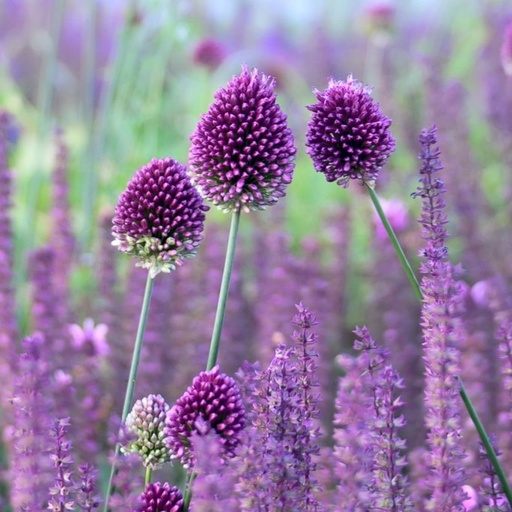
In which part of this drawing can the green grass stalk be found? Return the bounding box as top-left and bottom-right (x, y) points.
(103, 272), (155, 511)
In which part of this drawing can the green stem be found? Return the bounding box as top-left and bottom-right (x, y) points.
(182, 209), (241, 509)
(145, 466), (152, 486)
(457, 377), (512, 507)
(103, 272), (155, 512)
(206, 208), (241, 370)
(183, 471), (197, 512)
(368, 180), (512, 505)
(365, 182), (423, 301)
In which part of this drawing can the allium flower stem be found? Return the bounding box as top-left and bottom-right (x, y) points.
(145, 467), (152, 486)
(183, 473), (197, 511)
(457, 376), (512, 508)
(365, 182), (422, 301)
(104, 272), (155, 511)
(206, 208), (241, 370)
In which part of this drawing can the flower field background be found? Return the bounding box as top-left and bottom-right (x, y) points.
(1, 0), (512, 510)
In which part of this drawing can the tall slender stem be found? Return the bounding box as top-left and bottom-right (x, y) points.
(182, 208), (241, 510)
(206, 208), (241, 370)
(457, 377), (512, 507)
(103, 272), (155, 511)
(369, 181), (512, 507)
(365, 182), (423, 301)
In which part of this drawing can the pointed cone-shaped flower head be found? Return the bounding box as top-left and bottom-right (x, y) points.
(122, 394), (171, 468)
(137, 482), (184, 512)
(164, 366), (246, 468)
(306, 75), (395, 187)
(112, 157), (209, 277)
(189, 66), (296, 212)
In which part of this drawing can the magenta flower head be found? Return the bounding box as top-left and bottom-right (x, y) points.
(164, 366), (246, 468)
(137, 482), (184, 512)
(112, 157), (209, 277)
(189, 65), (296, 212)
(306, 75), (395, 187)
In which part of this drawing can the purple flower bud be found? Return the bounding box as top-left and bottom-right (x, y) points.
(306, 75), (395, 187)
(192, 38), (227, 71)
(137, 482), (184, 512)
(164, 366), (246, 468)
(123, 394), (170, 469)
(112, 157), (209, 277)
(189, 66), (296, 212)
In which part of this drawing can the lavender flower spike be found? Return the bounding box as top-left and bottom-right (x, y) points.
(137, 482), (184, 512)
(112, 157), (209, 277)
(189, 65), (296, 212)
(306, 75), (395, 187)
(164, 366), (246, 468)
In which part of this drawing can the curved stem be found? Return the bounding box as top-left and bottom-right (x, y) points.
(457, 377), (512, 508)
(365, 182), (423, 301)
(206, 208), (241, 370)
(103, 272), (155, 511)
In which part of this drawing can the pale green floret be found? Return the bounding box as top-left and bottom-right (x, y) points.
(112, 235), (198, 278)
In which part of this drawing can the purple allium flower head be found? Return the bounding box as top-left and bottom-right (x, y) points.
(192, 37), (227, 71)
(306, 75), (395, 187)
(164, 365), (246, 468)
(112, 157), (209, 277)
(123, 394), (171, 468)
(189, 65), (296, 212)
(137, 482), (184, 512)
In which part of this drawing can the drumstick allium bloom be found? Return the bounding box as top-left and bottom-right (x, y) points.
(112, 157), (208, 277)
(164, 366), (246, 468)
(137, 482), (184, 512)
(306, 75), (395, 187)
(122, 394), (170, 469)
(189, 66), (296, 212)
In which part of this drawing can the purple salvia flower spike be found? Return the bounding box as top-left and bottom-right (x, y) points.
(333, 350), (373, 509)
(50, 128), (75, 324)
(136, 482), (184, 512)
(47, 417), (76, 512)
(76, 463), (102, 512)
(306, 75), (395, 187)
(0, 111), (19, 410)
(238, 307), (323, 511)
(112, 157), (209, 278)
(413, 126), (467, 511)
(353, 326), (413, 511)
(189, 65), (296, 212)
(189, 430), (239, 511)
(7, 334), (54, 510)
(164, 366), (246, 468)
